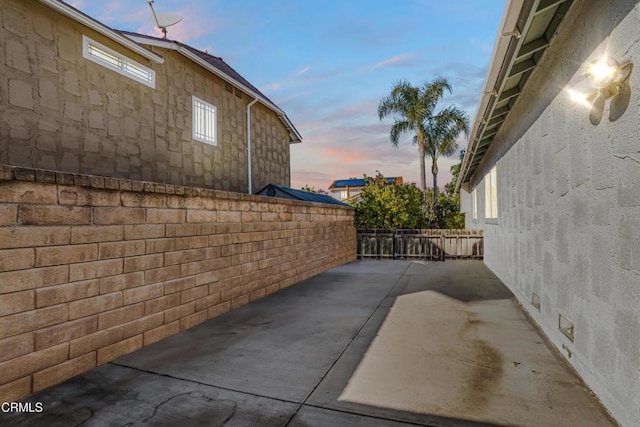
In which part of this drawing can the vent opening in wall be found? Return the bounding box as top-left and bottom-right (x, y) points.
(234, 88), (242, 98)
(532, 292), (541, 311)
(558, 313), (575, 342)
(225, 82), (233, 93)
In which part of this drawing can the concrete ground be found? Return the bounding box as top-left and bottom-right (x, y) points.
(1, 261), (616, 427)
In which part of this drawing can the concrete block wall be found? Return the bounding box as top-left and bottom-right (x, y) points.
(465, 1), (640, 425)
(0, 0), (291, 192)
(0, 165), (356, 402)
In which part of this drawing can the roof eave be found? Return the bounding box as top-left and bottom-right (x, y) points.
(124, 34), (303, 144)
(457, 0), (574, 193)
(38, 0), (164, 64)
(456, 0), (526, 192)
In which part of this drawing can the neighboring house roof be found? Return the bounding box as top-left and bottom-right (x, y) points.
(121, 31), (302, 144)
(256, 184), (348, 206)
(37, 0), (164, 64)
(457, 0), (574, 192)
(329, 177), (402, 189)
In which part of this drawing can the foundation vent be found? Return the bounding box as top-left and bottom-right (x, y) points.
(558, 313), (574, 342)
(532, 292), (540, 311)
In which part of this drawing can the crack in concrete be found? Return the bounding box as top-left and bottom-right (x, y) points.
(283, 262), (413, 426)
(108, 362), (300, 406)
(141, 391), (237, 425)
(613, 154), (640, 166)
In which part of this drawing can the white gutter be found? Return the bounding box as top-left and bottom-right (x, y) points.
(38, 0), (164, 64)
(124, 35), (302, 144)
(457, 0), (525, 192)
(246, 98), (258, 194)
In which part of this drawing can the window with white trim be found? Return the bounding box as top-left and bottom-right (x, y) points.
(471, 188), (478, 220)
(192, 96), (217, 146)
(82, 36), (155, 88)
(485, 166), (498, 219)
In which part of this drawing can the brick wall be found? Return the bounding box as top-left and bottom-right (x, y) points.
(0, 166), (356, 401)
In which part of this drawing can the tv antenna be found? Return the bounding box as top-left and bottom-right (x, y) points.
(147, 0), (183, 39)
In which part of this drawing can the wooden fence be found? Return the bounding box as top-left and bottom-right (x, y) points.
(356, 229), (483, 261)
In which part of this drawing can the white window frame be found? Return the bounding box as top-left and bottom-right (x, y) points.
(471, 188), (478, 220)
(82, 36), (155, 88)
(485, 166), (498, 220)
(192, 96), (217, 146)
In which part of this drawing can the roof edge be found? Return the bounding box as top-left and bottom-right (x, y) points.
(456, 0), (526, 192)
(38, 0), (164, 64)
(124, 33), (302, 144)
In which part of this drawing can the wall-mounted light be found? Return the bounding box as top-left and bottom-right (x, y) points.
(570, 57), (633, 103)
(586, 58), (620, 88)
(566, 56), (633, 124)
(587, 57), (632, 100)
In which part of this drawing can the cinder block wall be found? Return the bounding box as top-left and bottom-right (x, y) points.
(0, 166), (356, 401)
(463, 1), (640, 425)
(0, 0), (291, 192)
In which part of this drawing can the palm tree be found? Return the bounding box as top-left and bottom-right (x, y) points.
(423, 105), (468, 205)
(377, 77), (468, 207)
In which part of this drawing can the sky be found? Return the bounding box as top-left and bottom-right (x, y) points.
(71, 0), (505, 192)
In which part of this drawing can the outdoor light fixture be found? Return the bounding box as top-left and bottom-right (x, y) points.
(585, 58), (621, 88)
(584, 57), (632, 100)
(567, 56), (633, 109)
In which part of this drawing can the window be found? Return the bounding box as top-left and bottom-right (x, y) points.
(471, 188), (478, 220)
(82, 36), (155, 88)
(485, 166), (498, 219)
(192, 96), (217, 145)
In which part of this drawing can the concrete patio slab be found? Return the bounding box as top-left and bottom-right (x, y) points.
(113, 267), (401, 403)
(0, 260), (616, 427)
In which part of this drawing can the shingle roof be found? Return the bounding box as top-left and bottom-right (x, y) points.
(177, 42), (276, 107)
(256, 184), (348, 206)
(118, 30), (301, 142)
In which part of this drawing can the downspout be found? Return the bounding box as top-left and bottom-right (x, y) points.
(246, 98), (258, 194)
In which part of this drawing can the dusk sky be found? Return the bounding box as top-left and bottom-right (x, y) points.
(72, 0), (505, 192)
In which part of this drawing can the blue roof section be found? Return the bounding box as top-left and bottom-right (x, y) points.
(256, 184), (348, 206)
(331, 177), (397, 188)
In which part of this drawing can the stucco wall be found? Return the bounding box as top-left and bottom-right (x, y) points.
(463, 1), (640, 425)
(0, 0), (291, 192)
(0, 165), (355, 402)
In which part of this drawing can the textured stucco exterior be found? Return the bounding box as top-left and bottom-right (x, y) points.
(0, 0), (291, 192)
(462, 1), (640, 425)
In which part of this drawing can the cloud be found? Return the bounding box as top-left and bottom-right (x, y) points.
(297, 65), (310, 75)
(261, 82), (284, 92)
(372, 53), (418, 70)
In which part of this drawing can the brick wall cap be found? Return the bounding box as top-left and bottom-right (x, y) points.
(0, 165), (353, 210)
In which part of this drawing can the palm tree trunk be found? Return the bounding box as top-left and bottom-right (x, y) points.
(419, 144), (427, 196)
(432, 159), (438, 207)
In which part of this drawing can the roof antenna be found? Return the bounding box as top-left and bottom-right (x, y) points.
(147, 0), (182, 39)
